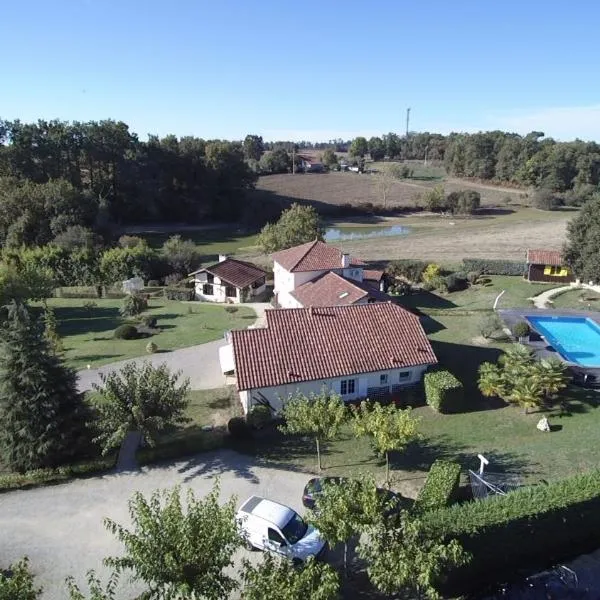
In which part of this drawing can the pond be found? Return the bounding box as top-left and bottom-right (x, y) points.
(324, 224), (411, 242)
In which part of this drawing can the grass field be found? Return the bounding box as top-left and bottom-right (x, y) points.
(551, 288), (600, 309)
(42, 298), (255, 370)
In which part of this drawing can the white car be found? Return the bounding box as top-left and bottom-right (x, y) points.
(236, 495), (325, 563)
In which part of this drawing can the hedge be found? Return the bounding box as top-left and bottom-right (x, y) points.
(0, 454), (116, 493)
(415, 460), (461, 512)
(424, 370), (464, 413)
(462, 258), (525, 276)
(387, 259), (428, 283)
(424, 469), (600, 596)
(164, 287), (194, 301)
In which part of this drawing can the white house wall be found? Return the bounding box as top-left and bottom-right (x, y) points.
(239, 365), (430, 414)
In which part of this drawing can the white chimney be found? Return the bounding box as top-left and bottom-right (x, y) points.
(219, 254), (228, 263)
(341, 253), (351, 268)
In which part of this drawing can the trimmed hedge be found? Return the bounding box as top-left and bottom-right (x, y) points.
(415, 460), (461, 512)
(164, 287), (194, 301)
(113, 324), (138, 340)
(424, 470), (600, 596)
(462, 258), (524, 276)
(424, 370), (464, 413)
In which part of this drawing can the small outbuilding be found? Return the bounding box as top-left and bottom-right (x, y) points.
(525, 249), (574, 283)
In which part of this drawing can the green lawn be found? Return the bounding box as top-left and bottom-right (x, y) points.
(551, 288), (600, 310)
(42, 297), (255, 370)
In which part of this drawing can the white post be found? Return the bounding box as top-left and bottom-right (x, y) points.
(493, 290), (506, 311)
(477, 453), (489, 475)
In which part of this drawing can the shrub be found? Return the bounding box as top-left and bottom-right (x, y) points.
(421, 280), (436, 292)
(120, 292), (147, 317)
(164, 287), (194, 301)
(415, 460), (461, 512)
(443, 273), (468, 293)
(424, 370), (464, 413)
(146, 341), (158, 354)
(247, 405), (273, 429)
(113, 324), (138, 340)
(466, 270), (482, 285)
(147, 279), (160, 287)
(387, 259), (428, 283)
(479, 313), (504, 339)
(83, 300), (97, 313)
(512, 321), (530, 339)
(422, 263), (442, 283)
(462, 258), (524, 276)
(423, 469), (600, 597)
(389, 281), (411, 296)
(139, 314), (157, 328)
(164, 272), (184, 287)
(224, 306), (239, 314)
(228, 417), (252, 440)
(533, 188), (563, 211)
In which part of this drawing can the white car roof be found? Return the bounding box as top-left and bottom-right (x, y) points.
(239, 496), (294, 529)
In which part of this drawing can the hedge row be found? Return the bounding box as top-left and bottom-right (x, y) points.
(415, 460), (461, 512)
(424, 370), (464, 413)
(163, 287), (195, 301)
(424, 469), (600, 596)
(0, 455), (117, 493)
(462, 258), (525, 276)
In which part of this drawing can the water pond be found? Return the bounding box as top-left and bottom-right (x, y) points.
(324, 224), (410, 242)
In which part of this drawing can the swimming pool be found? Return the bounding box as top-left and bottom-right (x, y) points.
(526, 315), (600, 367)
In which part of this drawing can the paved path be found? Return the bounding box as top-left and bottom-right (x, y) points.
(530, 285), (574, 309)
(77, 303), (271, 393)
(0, 451), (310, 599)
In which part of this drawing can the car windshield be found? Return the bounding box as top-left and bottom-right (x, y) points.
(281, 512), (308, 545)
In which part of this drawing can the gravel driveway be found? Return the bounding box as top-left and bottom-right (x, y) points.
(0, 450), (310, 599)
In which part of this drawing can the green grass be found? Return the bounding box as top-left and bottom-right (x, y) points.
(551, 288), (600, 310)
(42, 297), (256, 370)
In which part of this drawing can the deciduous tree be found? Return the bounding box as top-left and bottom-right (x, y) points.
(161, 235), (200, 276)
(0, 557), (42, 600)
(243, 135), (264, 161)
(349, 137), (368, 158)
(564, 196), (600, 282)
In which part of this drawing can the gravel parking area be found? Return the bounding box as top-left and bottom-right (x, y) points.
(0, 450), (311, 599)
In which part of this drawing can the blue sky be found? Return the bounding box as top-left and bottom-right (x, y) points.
(2, 0), (600, 141)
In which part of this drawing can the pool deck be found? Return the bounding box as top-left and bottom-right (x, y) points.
(498, 308), (600, 382)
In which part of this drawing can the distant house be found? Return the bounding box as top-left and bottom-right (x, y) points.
(272, 239), (388, 308)
(297, 155), (325, 173)
(525, 249), (574, 283)
(229, 303), (437, 413)
(190, 255), (267, 303)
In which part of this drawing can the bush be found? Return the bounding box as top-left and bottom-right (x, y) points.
(422, 263), (442, 283)
(224, 306), (239, 314)
(479, 313), (504, 339)
(147, 279), (161, 287)
(512, 321), (530, 339)
(462, 258), (524, 276)
(424, 370), (464, 413)
(466, 270), (482, 285)
(389, 281), (412, 296)
(421, 280), (436, 292)
(164, 273), (184, 287)
(533, 188), (563, 211)
(120, 292), (147, 317)
(139, 314), (157, 328)
(444, 273), (468, 293)
(247, 405), (273, 429)
(146, 341), (158, 354)
(415, 460), (461, 512)
(423, 469), (600, 597)
(164, 287), (194, 301)
(387, 259), (428, 283)
(113, 324), (138, 340)
(228, 417), (252, 440)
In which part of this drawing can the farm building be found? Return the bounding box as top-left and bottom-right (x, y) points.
(190, 255), (266, 303)
(272, 239), (387, 308)
(525, 249), (574, 284)
(228, 303), (437, 414)
(297, 155), (325, 173)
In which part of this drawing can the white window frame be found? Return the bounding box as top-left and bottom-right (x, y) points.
(380, 374), (389, 385)
(399, 371), (410, 381)
(340, 378), (356, 396)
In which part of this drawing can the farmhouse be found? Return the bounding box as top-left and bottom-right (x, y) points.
(272, 239), (386, 308)
(190, 255), (266, 303)
(230, 302), (437, 414)
(525, 248), (574, 284)
(297, 155), (325, 173)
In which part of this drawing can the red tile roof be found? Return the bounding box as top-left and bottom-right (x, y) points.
(363, 269), (384, 282)
(190, 258), (266, 289)
(272, 240), (364, 272)
(526, 249), (563, 266)
(290, 271), (388, 307)
(231, 303), (437, 391)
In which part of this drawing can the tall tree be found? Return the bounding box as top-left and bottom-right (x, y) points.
(564, 196), (600, 281)
(349, 137), (368, 158)
(243, 135), (264, 161)
(373, 164), (401, 209)
(368, 136), (386, 161)
(0, 301), (90, 472)
(104, 484), (241, 600)
(280, 390), (347, 470)
(161, 235), (200, 276)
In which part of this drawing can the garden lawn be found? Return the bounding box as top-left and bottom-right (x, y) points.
(551, 288), (600, 310)
(43, 297), (255, 370)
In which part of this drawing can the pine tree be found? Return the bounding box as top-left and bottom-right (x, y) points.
(0, 301), (90, 472)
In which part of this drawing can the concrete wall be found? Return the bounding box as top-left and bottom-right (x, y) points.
(239, 365), (430, 414)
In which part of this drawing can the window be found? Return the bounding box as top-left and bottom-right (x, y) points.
(380, 374), (389, 385)
(225, 285), (237, 298)
(202, 283), (213, 295)
(267, 528), (286, 546)
(206, 273), (214, 283)
(543, 266), (569, 277)
(399, 371), (410, 380)
(281, 513), (308, 545)
(340, 379), (356, 395)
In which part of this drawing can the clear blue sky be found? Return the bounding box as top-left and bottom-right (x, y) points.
(2, 0), (600, 141)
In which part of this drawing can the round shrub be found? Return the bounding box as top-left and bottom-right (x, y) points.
(512, 321), (530, 339)
(444, 273), (468, 293)
(120, 292), (147, 317)
(114, 324), (138, 340)
(228, 417), (252, 440)
(139, 314), (158, 328)
(467, 271), (482, 285)
(224, 306), (239, 314)
(146, 341), (158, 354)
(247, 405), (272, 429)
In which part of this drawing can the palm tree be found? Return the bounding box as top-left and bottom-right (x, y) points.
(478, 362), (505, 398)
(499, 344), (535, 371)
(507, 377), (544, 414)
(534, 357), (569, 402)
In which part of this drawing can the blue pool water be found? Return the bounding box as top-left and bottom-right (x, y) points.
(526, 316), (600, 367)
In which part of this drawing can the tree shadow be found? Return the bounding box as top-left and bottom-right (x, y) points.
(77, 354), (125, 364)
(397, 291), (457, 311)
(208, 396), (232, 410)
(176, 447), (262, 484)
(54, 307), (123, 336)
(475, 207), (516, 217)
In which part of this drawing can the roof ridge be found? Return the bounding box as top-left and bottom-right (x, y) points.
(288, 239), (320, 271)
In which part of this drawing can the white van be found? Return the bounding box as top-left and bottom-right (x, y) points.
(236, 496), (325, 563)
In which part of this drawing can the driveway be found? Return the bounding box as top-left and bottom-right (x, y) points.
(77, 303), (272, 393)
(0, 451), (310, 599)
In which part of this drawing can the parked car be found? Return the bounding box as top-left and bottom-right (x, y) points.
(302, 477), (403, 518)
(236, 495), (325, 563)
